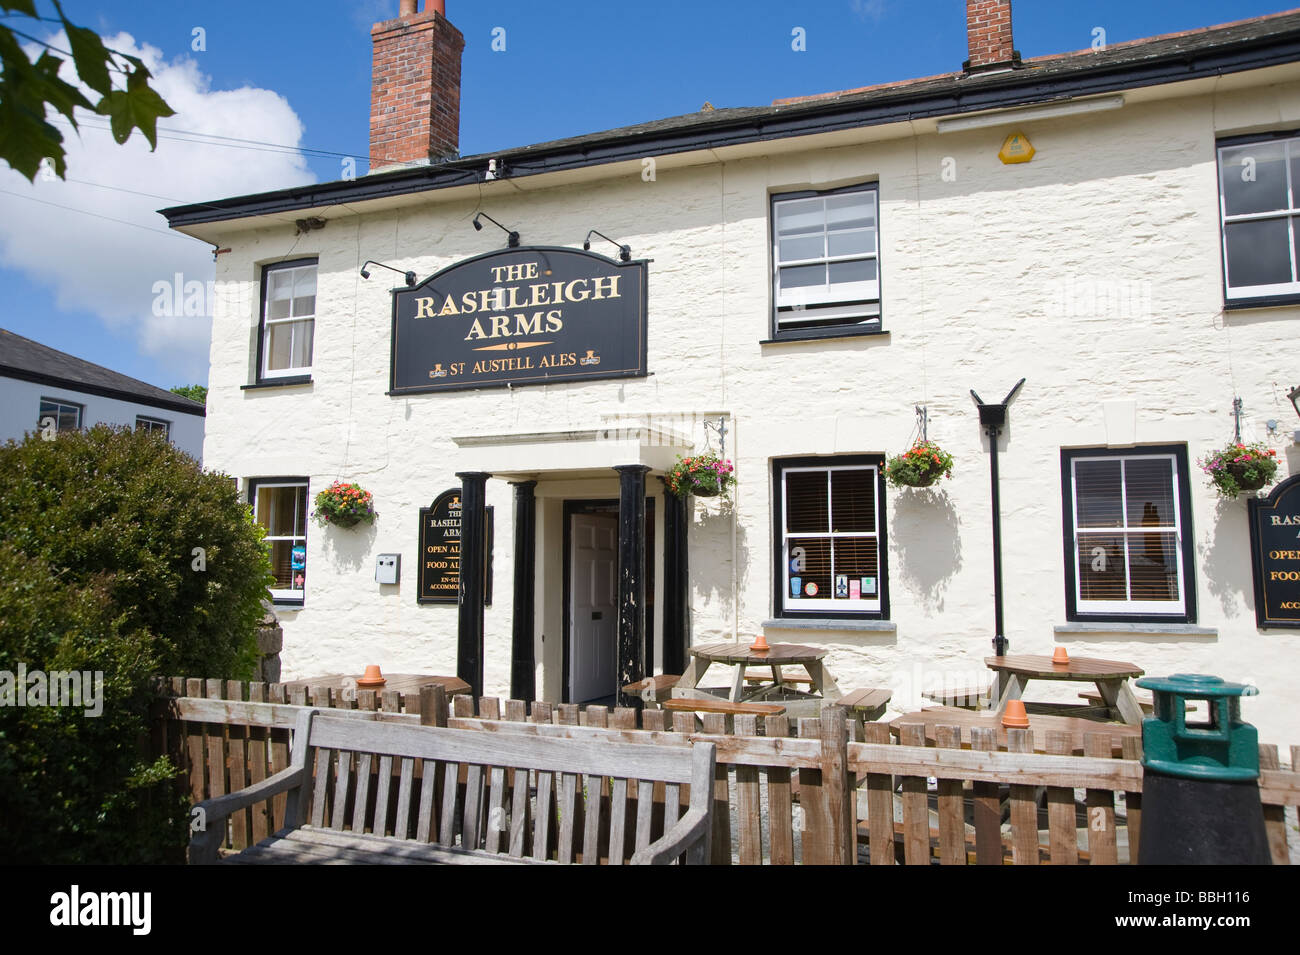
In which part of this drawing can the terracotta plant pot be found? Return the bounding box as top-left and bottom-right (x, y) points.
(1052, 647), (1070, 666)
(357, 664), (386, 688)
(1002, 699), (1030, 729)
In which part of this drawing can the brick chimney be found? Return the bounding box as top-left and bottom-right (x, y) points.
(964, 0), (1021, 73)
(369, 1), (465, 172)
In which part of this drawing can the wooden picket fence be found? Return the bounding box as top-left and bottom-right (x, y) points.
(153, 677), (1300, 864)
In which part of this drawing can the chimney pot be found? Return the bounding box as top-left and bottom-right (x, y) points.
(399, 0), (417, 16)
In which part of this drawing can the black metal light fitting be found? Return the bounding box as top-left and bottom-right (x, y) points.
(583, 229), (632, 262)
(472, 212), (520, 248)
(360, 260), (416, 287)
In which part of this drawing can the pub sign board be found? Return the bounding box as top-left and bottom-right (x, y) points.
(1247, 473), (1300, 629)
(390, 246), (648, 395)
(417, 489), (493, 605)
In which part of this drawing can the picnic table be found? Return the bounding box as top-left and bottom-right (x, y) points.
(986, 655), (1146, 725)
(889, 705), (1141, 755)
(281, 673), (471, 700)
(672, 642), (843, 719)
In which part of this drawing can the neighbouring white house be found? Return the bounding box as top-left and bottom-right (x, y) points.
(163, 1), (1300, 742)
(0, 328), (206, 460)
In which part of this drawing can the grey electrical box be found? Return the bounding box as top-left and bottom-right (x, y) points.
(375, 553), (400, 585)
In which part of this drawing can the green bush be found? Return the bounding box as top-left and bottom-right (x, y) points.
(0, 424), (272, 863)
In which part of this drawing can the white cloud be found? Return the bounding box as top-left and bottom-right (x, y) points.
(851, 0), (889, 23)
(0, 30), (316, 382)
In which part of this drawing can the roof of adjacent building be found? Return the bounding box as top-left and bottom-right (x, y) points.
(162, 8), (1300, 229)
(0, 328), (206, 417)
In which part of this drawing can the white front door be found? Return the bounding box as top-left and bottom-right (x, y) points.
(570, 512), (618, 703)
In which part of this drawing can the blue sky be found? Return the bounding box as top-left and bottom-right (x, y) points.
(1, 0), (1293, 389)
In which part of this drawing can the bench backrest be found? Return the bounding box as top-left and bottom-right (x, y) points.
(296, 711), (714, 864)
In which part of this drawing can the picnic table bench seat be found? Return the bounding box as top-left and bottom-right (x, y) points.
(191, 708), (715, 865)
(622, 674), (680, 705)
(661, 698), (786, 717)
(838, 687), (892, 722)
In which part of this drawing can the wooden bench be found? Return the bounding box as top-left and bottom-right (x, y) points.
(922, 685), (993, 709)
(838, 687), (892, 722)
(662, 698), (786, 717)
(623, 674), (680, 706)
(743, 673), (813, 686)
(190, 708), (715, 865)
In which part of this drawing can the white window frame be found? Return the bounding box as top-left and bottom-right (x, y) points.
(251, 479), (309, 603)
(778, 462), (884, 615)
(771, 183), (880, 335)
(135, 415), (171, 439)
(38, 397), (82, 432)
(1067, 452), (1187, 618)
(1217, 132), (1300, 302)
(259, 260), (317, 380)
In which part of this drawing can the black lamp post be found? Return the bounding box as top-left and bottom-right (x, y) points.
(971, 378), (1026, 658)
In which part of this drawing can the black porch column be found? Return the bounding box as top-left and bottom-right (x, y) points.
(614, 465), (650, 702)
(660, 478), (689, 675)
(456, 471), (490, 699)
(509, 480), (537, 702)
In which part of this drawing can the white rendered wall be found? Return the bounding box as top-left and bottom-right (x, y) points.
(204, 81), (1300, 743)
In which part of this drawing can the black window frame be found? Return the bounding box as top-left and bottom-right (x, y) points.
(38, 396), (83, 433)
(255, 257), (319, 385)
(768, 181), (883, 342)
(771, 454), (889, 620)
(1059, 444), (1197, 624)
(248, 476), (310, 607)
(1216, 128), (1300, 310)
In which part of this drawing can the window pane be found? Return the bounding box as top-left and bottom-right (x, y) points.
(1225, 218), (1292, 288)
(1075, 460), (1122, 528)
(257, 485), (304, 537)
(292, 294), (316, 318)
(59, 407), (79, 430)
(1124, 458), (1175, 528)
(775, 198), (825, 236)
(785, 471), (828, 533)
(1077, 533), (1127, 601)
(268, 297), (291, 320)
(1127, 532), (1179, 601)
(825, 193), (874, 229)
(831, 468), (875, 532)
(778, 235), (825, 262)
(779, 264), (825, 290)
(828, 229), (873, 257)
(293, 267), (317, 299)
(828, 259), (877, 286)
(290, 319), (315, 367)
(270, 270), (294, 297)
(266, 323), (295, 369)
(787, 536), (830, 600)
(832, 538), (878, 599)
(1220, 142), (1288, 216)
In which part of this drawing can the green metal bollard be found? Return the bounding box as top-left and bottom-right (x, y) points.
(1135, 674), (1270, 864)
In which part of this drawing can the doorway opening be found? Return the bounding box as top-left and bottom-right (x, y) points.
(562, 498), (655, 704)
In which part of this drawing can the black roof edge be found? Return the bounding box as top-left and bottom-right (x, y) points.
(1, 364), (207, 417)
(161, 27), (1300, 229)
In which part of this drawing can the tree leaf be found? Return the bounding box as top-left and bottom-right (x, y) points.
(0, 95), (65, 180)
(93, 66), (175, 148)
(61, 17), (113, 96)
(0, 1), (39, 16)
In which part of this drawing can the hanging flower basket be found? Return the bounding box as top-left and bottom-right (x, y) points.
(885, 440), (954, 489)
(665, 451), (736, 501)
(1198, 442), (1278, 499)
(312, 481), (377, 528)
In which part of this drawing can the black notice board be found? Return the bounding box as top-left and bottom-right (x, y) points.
(1247, 473), (1300, 629)
(417, 488), (493, 605)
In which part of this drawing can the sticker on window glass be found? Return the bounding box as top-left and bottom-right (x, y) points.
(291, 545), (307, 570)
(861, 576), (876, 595)
(790, 576), (802, 597)
(849, 579), (861, 599)
(805, 582), (819, 596)
(835, 575), (848, 598)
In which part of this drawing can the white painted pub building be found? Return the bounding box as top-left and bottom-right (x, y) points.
(165, 1), (1300, 741)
